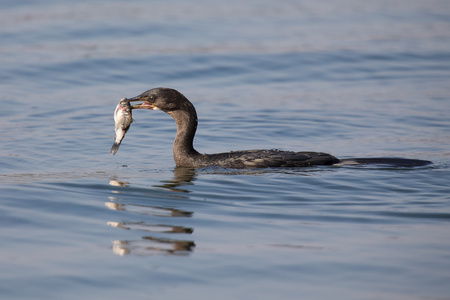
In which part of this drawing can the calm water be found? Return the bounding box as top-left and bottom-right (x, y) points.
(1, 0), (450, 299)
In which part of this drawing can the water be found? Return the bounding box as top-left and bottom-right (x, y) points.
(1, 0), (450, 299)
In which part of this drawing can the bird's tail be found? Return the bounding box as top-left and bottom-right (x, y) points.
(338, 157), (432, 167)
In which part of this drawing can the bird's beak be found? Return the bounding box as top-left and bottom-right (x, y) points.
(126, 96), (157, 110)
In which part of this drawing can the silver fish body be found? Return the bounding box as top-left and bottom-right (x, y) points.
(110, 99), (133, 155)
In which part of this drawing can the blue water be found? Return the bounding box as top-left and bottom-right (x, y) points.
(1, 1), (450, 299)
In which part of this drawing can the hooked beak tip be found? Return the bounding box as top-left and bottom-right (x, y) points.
(124, 96), (140, 102)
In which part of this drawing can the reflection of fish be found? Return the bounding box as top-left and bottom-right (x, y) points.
(110, 98), (133, 155)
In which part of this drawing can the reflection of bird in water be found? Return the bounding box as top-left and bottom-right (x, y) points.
(106, 176), (196, 256)
(112, 238), (195, 256)
(154, 167), (197, 193)
(125, 87), (432, 168)
(105, 204), (195, 256)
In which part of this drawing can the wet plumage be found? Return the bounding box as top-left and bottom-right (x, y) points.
(119, 87), (431, 168)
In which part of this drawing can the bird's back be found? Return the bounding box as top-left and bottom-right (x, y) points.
(203, 149), (340, 169)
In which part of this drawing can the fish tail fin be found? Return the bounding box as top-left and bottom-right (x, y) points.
(110, 142), (121, 155)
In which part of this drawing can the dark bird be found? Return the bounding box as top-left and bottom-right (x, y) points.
(123, 87), (431, 169)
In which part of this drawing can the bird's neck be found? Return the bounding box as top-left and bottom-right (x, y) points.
(168, 109), (201, 166)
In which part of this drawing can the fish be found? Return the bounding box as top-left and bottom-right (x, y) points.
(110, 98), (134, 155)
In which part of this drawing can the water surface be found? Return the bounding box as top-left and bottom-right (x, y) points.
(1, 1), (450, 299)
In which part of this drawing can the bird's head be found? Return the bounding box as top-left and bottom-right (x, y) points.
(126, 87), (189, 112)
